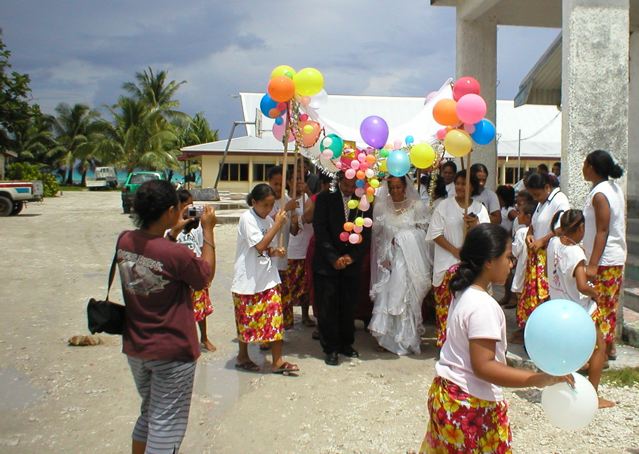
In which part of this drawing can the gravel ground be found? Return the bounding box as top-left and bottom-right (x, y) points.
(0, 192), (637, 453)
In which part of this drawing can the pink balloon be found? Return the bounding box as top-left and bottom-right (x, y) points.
(300, 96), (311, 106)
(345, 169), (356, 179)
(436, 128), (447, 140)
(456, 94), (486, 125)
(351, 160), (360, 170)
(359, 162), (369, 171)
(355, 188), (365, 197)
(339, 232), (350, 242)
(353, 225), (363, 234)
(359, 197), (370, 211)
(272, 121), (294, 142)
(363, 217), (373, 228)
(394, 139), (403, 149)
(463, 123), (476, 134)
(299, 113), (309, 121)
(348, 233), (360, 244)
(358, 153), (367, 162)
(321, 149), (333, 160)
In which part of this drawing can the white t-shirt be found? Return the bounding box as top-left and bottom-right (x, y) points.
(546, 237), (596, 315)
(511, 225), (528, 293)
(426, 197), (490, 287)
(436, 286), (507, 402)
(287, 195), (313, 260)
(473, 188), (500, 215)
(500, 206), (516, 234)
(269, 195), (291, 271)
(531, 188), (570, 240)
(583, 181), (627, 266)
(446, 182), (456, 198)
(231, 209), (281, 295)
(176, 224), (203, 257)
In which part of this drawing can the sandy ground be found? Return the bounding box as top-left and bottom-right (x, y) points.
(0, 192), (638, 453)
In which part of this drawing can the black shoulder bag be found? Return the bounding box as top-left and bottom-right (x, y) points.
(87, 239), (125, 335)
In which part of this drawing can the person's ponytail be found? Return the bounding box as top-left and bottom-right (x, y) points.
(448, 224), (510, 294)
(610, 163), (624, 179)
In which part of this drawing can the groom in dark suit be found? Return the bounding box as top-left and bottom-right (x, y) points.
(313, 172), (372, 366)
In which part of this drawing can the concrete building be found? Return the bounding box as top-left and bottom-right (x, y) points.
(180, 93), (562, 194)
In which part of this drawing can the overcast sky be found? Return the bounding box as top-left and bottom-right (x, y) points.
(3, 1), (559, 136)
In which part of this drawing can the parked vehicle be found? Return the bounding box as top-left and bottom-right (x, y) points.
(0, 180), (44, 216)
(85, 167), (118, 190)
(121, 171), (164, 213)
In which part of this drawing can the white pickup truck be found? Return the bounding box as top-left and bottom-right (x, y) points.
(85, 167), (118, 190)
(0, 180), (44, 216)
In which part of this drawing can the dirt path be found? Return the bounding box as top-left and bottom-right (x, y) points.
(0, 192), (637, 453)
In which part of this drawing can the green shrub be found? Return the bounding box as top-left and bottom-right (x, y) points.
(6, 162), (60, 197)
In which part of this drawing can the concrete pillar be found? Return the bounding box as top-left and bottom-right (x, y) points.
(500, 162), (506, 185)
(456, 9), (498, 189)
(628, 30), (639, 206)
(561, 0), (629, 208)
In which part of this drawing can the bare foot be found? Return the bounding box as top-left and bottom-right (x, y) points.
(200, 340), (217, 352)
(598, 397), (615, 409)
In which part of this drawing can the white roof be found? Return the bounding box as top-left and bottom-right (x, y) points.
(182, 88), (561, 159)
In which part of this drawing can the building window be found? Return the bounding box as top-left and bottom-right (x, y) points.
(220, 163), (249, 182)
(505, 167), (526, 185)
(253, 163), (275, 181)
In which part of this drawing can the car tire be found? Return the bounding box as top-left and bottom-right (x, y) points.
(0, 196), (13, 217)
(10, 201), (24, 216)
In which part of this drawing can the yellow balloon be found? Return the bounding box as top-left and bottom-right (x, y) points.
(293, 67), (324, 97)
(369, 178), (380, 188)
(271, 65), (296, 80)
(443, 129), (472, 158)
(379, 160), (388, 172)
(303, 124), (314, 134)
(410, 143), (437, 169)
(347, 199), (359, 210)
(367, 194), (375, 203)
(354, 217), (365, 227)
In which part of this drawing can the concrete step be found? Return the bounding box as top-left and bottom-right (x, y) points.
(628, 218), (639, 236)
(624, 279), (639, 312)
(627, 233), (639, 256)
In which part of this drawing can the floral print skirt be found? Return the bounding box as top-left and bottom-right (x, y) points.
(193, 288), (213, 323)
(232, 286), (284, 344)
(434, 264), (460, 348)
(287, 259), (309, 307)
(278, 269), (294, 329)
(421, 377), (512, 454)
(516, 247), (549, 328)
(593, 265), (624, 343)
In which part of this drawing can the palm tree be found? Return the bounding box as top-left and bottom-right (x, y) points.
(52, 103), (104, 185)
(122, 67), (188, 123)
(180, 112), (218, 146)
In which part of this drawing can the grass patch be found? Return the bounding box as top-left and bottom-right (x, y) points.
(601, 367), (639, 387)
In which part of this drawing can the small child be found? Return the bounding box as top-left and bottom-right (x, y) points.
(496, 185), (516, 236)
(267, 166), (298, 329)
(421, 224), (572, 453)
(230, 183), (299, 375)
(507, 202), (536, 313)
(168, 189), (216, 351)
(546, 209), (614, 408)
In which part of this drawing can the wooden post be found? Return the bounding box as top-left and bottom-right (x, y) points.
(416, 168), (421, 193)
(463, 150), (473, 236)
(278, 108), (291, 248)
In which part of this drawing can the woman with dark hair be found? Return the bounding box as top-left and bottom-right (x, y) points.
(440, 160), (457, 198)
(231, 183), (299, 375)
(420, 224), (572, 453)
(118, 179), (217, 454)
(426, 170), (490, 348)
(369, 176), (430, 355)
(514, 172), (570, 339)
(471, 163), (502, 225)
(496, 185), (516, 235)
(582, 149), (626, 361)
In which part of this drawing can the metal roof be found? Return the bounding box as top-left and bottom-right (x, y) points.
(514, 33), (562, 108)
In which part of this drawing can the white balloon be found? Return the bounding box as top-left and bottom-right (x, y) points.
(541, 373), (598, 430)
(309, 89), (328, 109)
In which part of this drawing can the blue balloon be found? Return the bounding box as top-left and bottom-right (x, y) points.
(355, 179), (365, 188)
(405, 135), (414, 145)
(524, 299), (596, 376)
(471, 119), (496, 145)
(386, 150), (411, 177)
(274, 116), (283, 125)
(259, 94), (278, 117)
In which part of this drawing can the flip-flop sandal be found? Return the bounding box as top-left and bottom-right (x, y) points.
(235, 361), (260, 372)
(272, 361), (299, 376)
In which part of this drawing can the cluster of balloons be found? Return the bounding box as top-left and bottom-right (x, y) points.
(260, 65), (325, 144)
(433, 76), (496, 157)
(524, 299), (599, 430)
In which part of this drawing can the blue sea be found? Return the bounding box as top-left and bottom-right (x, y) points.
(59, 167), (201, 186)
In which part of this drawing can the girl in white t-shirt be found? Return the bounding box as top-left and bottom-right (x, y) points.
(230, 184), (299, 376)
(582, 149), (627, 361)
(421, 224), (573, 453)
(546, 209), (614, 408)
(426, 170), (490, 348)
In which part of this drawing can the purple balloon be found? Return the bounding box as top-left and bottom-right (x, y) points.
(360, 116), (389, 149)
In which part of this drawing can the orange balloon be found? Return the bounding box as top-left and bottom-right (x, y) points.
(433, 99), (460, 127)
(299, 120), (321, 148)
(267, 76), (295, 102)
(366, 186), (375, 196)
(356, 170), (365, 180)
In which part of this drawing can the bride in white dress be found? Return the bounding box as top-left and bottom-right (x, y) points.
(368, 176), (431, 355)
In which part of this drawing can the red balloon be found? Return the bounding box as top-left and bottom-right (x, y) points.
(453, 76), (481, 101)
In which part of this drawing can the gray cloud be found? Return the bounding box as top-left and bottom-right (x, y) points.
(3, 1), (558, 137)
